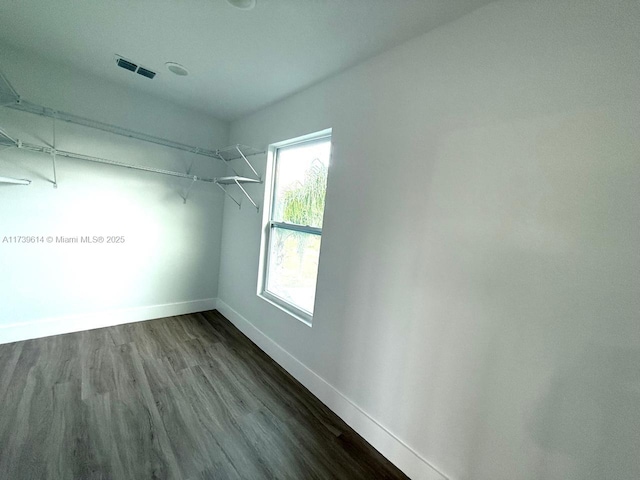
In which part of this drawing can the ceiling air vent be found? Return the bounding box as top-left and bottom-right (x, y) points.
(136, 67), (156, 79)
(115, 56), (156, 79)
(116, 57), (137, 72)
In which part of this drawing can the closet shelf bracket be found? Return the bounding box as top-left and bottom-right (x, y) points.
(183, 176), (198, 204)
(213, 143), (263, 211)
(0, 127), (31, 185)
(51, 114), (58, 189)
(0, 175), (31, 186)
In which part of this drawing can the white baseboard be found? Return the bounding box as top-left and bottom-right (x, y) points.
(216, 299), (448, 480)
(0, 298), (218, 345)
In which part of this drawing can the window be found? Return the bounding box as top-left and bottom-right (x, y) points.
(258, 130), (332, 324)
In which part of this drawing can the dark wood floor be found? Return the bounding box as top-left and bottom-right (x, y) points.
(0, 310), (408, 479)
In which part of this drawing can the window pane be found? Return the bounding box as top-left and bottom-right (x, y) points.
(266, 227), (321, 314)
(272, 138), (331, 228)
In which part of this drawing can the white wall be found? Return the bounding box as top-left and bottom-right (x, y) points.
(218, 1), (640, 479)
(0, 44), (229, 342)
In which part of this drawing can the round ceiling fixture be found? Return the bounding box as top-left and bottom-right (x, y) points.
(165, 62), (189, 76)
(225, 0), (256, 10)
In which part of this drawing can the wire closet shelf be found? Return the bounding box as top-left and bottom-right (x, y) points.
(0, 66), (263, 209)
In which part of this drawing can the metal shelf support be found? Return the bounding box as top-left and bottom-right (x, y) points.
(0, 69), (20, 107)
(213, 144), (263, 210)
(235, 144), (260, 180)
(216, 183), (242, 209)
(51, 114), (58, 188)
(235, 178), (258, 211)
(0, 176), (31, 185)
(0, 127), (31, 185)
(216, 152), (241, 177)
(183, 176), (198, 204)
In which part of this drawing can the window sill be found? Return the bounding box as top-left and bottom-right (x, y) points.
(257, 292), (313, 327)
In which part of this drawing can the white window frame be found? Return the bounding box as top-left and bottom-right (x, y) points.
(257, 128), (332, 326)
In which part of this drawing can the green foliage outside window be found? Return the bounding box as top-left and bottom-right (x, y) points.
(282, 158), (328, 227)
(274, 158), (328, 268)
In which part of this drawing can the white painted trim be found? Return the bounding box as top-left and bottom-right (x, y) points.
(0, 298), (218, 345)
(257, 292), (313, 327)
(216, 298), (448, 480)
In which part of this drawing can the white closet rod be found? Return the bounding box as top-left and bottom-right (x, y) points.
(7, 100), (222, 159)
(12, 139), (218, 183)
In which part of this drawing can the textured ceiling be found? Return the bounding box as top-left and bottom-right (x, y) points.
(0, 0), (489, 120)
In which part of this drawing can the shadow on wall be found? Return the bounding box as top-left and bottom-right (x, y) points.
(530, 345), (640, 479)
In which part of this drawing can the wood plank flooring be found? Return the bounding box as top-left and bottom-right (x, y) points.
(0, 310), (408, 479)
